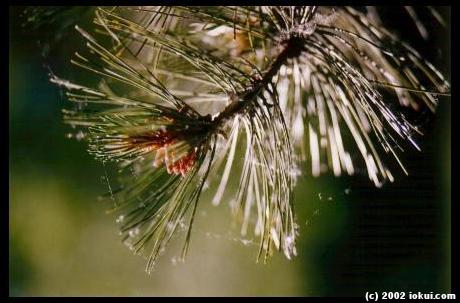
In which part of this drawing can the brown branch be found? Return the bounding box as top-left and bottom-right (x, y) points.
(215, 36), (305, 126)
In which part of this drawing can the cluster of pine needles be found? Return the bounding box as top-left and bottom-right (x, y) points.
(27, 6), (450, 273)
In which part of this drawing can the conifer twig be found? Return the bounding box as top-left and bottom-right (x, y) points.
(42, 6), (450, 273)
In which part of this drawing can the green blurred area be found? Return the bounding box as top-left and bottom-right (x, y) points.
(9, 6), (451, 297)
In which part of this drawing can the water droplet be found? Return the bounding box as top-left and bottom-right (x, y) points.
(171, 256), (178, 266)
(240, 239), (252, 246)
(284, 235), (295, 247)
(129, 228), (140, 237)
(75, 131), (85, 141)
(116, 215), (124, 223)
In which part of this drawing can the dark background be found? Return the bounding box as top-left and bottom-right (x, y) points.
(9, 6), (451, 296)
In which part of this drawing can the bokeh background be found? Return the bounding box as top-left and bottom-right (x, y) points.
(9, 6), (451, 296)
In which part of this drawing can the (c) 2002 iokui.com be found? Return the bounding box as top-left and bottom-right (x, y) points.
(365, 291), (456, 301)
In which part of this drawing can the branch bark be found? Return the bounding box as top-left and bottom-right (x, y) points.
(215, 36), (304, 126)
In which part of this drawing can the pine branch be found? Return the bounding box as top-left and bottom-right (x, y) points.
(44, 6), (450, 273)
(216, 35), (305, 125)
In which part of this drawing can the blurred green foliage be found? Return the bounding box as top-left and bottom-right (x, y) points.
(9, 6), (450, 296)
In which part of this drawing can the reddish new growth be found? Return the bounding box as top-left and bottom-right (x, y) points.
(127, 130), (178, 149)
(127, 129), (197, 176)
(165, 151), (197, 176)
